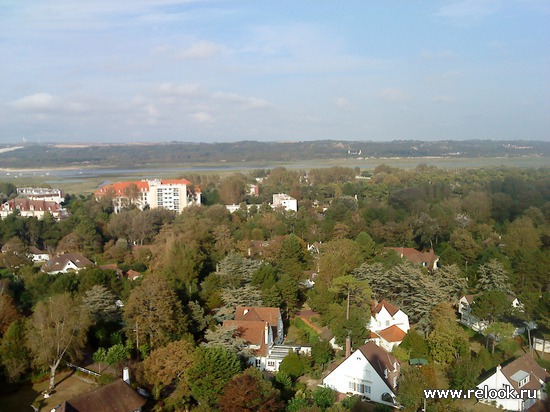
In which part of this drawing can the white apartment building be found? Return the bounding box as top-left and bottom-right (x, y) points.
(95, 179), (201, 213)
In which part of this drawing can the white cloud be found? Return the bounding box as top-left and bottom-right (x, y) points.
(213, 92), (269, 109)
(192, 111), (214, 123)
(158, 83), (202, 96)
(11, 93), (59, 111)
(335, 97), (351, 108)
(378, 88), (408, 102)
(178, 41), (222, 60)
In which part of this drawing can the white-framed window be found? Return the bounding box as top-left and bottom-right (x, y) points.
(519, 376), (530, 387)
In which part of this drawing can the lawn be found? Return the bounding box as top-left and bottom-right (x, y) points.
(0, 371), (97, 412)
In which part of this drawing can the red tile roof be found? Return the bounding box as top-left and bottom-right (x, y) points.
(2, 198), (61, 213)
(161, 179), (192, 185)
(375, 325), (407, 343)
(223, 319), (269, 356)
(235, 306), (281, 340)
(372, 300), (400, 317)
(387, 247), (439, 267)
(95, 181), (149, 197)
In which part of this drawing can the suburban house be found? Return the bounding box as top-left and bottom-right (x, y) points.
(386, 247), (439, 271)
(94, 178), (201, 213)
(56, 379), (146, 412)
(28, 246), (50, 262)
(0, 198), (67, 220)
(223, 306), (298, 371)
(272, 193), (297, 212)
(41, 253), (93, 275)
(367, 300), (409, 352)
(476, 353), (549, 411)
(369, 300), (410, 334)
(458, 294), (534, 335)
(368, 325), (408, 352)
(323, 342), (401, 407)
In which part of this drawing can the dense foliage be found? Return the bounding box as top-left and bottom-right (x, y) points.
(0, 163), (549, 411)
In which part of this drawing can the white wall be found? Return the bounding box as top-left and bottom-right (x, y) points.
(323, 350), (396, 407)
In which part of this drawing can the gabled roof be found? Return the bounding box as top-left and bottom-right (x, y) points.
(372, 300), (400, 317)
(500, 354), (550, 396)
(41, 253), (92, 273)
(94, 181), (150, 197)
(223, 319), (269, 356)
(56, 379), (146, 412)
(160, 179), (192, 185)
(235, 306), (281, 327)
(375, 325), (407, 343)
(359, 342), (400, 388)
(387, 247), (439, 267)
(461, 294), (477, 304)
(126, 270), (141, 281)
(29, 246), (48, 255)
(2, 198), (61, 213)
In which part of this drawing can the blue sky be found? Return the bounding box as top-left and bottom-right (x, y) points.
(1, 0), (548, 143)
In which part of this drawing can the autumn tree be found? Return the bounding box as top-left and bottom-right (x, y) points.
(0, 294), (19, 337)
(26, 293), (91, 390)
(139, 338), (196, 398)
(218, 173), (248, 205)
(123, 274), (187, 352)
(219, 367), (283, 412)
(0, 236), (31, 270)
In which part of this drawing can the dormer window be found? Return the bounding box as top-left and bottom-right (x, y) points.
(510, 370), (530, 388)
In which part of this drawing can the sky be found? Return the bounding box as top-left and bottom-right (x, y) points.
(0, 0), (549, 144)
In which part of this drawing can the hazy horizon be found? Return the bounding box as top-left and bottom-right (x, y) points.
(1, 1), (549, 144)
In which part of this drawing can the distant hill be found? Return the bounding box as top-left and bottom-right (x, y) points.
(0, 140), (548, 169)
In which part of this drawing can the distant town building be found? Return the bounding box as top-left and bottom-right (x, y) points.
(94, 179), (201, 213)
(272, 193), (297, 212)
(386, 247), (439, 271)
(0, 198), (67, 220)
(41, 253), (93, 275)
(16, 187), (64, 204)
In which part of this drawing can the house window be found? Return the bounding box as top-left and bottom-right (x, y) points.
(348, 381), (356, 391)
(255, 359), (261, 367)
(385, 320), (390, 326)
(519, 376), (530, 387)
(267, 361), (275, 367)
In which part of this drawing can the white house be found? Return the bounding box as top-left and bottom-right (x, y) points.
(323, 342), (400, 408)
(272, 193), (297, 212)
(368, 325), (408, 352)
(476, 353), (549, 411)
(369, 300), (410, 334)
(41, 253), (93, 275)
(458, 294), (534, 335)
(223, 306), (284, 371)
(28, 246), (50, 262)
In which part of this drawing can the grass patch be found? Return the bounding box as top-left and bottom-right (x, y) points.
(285, 318), (319, 345)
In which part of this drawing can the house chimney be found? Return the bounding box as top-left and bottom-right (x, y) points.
(345, 335), (351, 358)
(123, 367), (130, 385)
